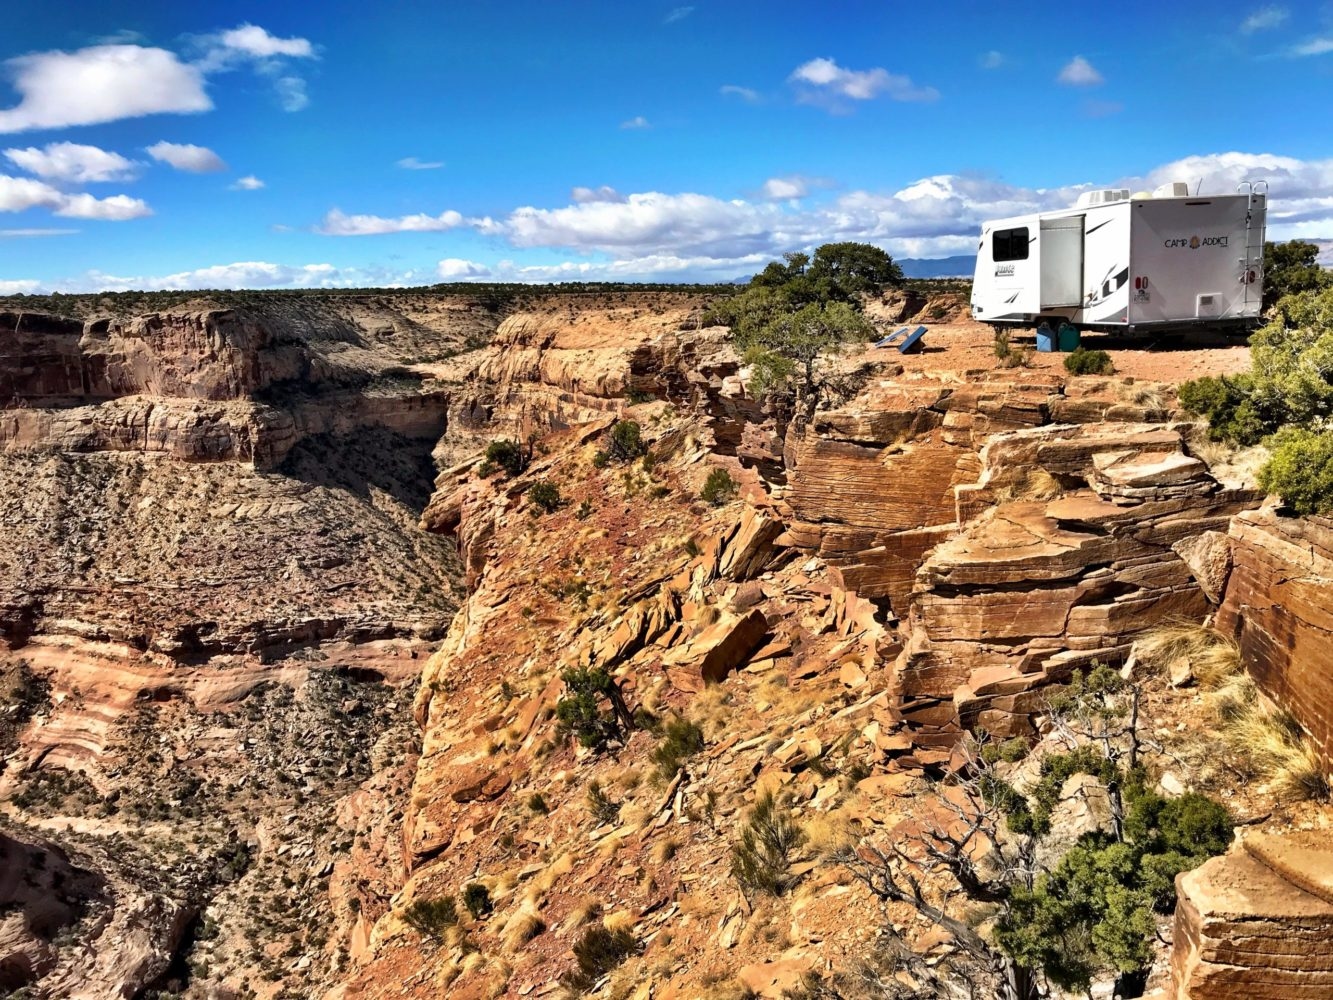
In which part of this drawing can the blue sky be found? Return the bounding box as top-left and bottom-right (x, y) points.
(1, 0), (1332, 291)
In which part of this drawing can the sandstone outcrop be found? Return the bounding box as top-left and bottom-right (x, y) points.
(1170, 830), (1333, 999)
(1216, 507), (1333, 765)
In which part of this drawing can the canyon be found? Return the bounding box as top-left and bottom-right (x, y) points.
(0, 287), (1328, 1000)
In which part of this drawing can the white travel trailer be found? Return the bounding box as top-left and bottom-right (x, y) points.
(970, 181), (1268, 335)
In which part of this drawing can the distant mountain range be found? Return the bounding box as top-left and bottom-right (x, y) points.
(898, 255), (976, 279)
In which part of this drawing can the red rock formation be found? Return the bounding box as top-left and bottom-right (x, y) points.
(1216, 508), (1333, 765)
(1170, 831), (1333, 999)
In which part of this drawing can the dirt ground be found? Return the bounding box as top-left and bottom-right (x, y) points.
(859, 318), (1252, 383)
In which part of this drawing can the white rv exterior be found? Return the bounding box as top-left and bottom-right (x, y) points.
(970, 182), (1267, 333)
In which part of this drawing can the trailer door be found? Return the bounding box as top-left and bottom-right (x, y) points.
(1039, 216), (1084, 308)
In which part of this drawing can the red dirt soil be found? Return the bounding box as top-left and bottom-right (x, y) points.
(856, 318), (1252, 383)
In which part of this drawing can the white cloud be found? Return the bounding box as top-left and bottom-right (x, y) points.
(194, 24), (317, 111)
(230, 175), (264, 190)
(3, 142), (139, 183)
(0, 279), (41, 293)
(620, 115), (652, 129)
(64, 261), (409, 293)
(1241, 6), (1288, 32)
(217, 25), (315, 59)
(397, 156), (444, 170)
(55, 193), (152, 220)
(0, 228), (78, 237)
(1057, 55), (1104, 86)
(273, 76), (309, 112)
(720, 84), (760, 103)
(437, 258), (491, 279)
(0, 44), (210, 134)
(790, 57), (939, 107)
(761, 176), (808, 200)
(0, 174), (150, 219)
(146, 141), (227, 173)
(571, 185), (626, 203)
(979, 50), (1005, 70)
(1293, 37), (1333, 56)
(664, 6), (695, 23)
(317, 207), (466, 236)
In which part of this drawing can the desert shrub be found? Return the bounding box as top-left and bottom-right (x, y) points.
(527, 791), (549, 813)
(993, 328), (1013, 360)
(700, 468), (738, 506)
(484, 438), (530, 477)
(605, 420), (647, 462)
(1258, 427), (1333, 515)
(1063, 346), (1114, 376)
(527, 480), (562, 514)
(651, 717), (704, 778)
(402, 896), (457, 940)
(462, 883), (493, 919)
(574, 499), (594, 520)
(731, 793), (806, 900)
(585, 780), (619, 825)
(1178, 374), (1269, 445)
(560, 925), (639, 992)
(555, 668), (632, 751)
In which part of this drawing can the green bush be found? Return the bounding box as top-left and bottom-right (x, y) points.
(651, 717), (705, 778)
(1178, 374), (1269, 445)
(1258, 427), (1333, 514)
(560, 926), (639, 993)
(527, 480), (562, 514)
(731, 793), (806, 899)
(461, 883), (492, 919)
(402, 896), (457, 940)
(606, 420), (647, 462)
(1063, 346), (1115, 376)
(586, 780), (620, 825)
(484, 439), (530, 477)
(700, 468), (738, 506)
(555, 668), (631, 751)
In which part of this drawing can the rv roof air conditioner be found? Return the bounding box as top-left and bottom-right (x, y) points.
(1153, 182), (1191, 198)
(1074, 188), (1131, 209)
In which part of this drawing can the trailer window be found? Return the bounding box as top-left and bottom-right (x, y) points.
(993, 227), (1030, 262)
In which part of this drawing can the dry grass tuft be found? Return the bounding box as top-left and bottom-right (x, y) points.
(651, 834), (681, 865)
(687, 683), (734, 739)
(995, 468), (1064, 504)
(562, 898), (601, 933)
(1118, 382), (1170, 411)
(1135, 619), (1241, 687)
(1211, 677), (1330, 802)
(502, 908), (547, 952)
(801, 811), (856, 857)
(603, 908), (636, 933)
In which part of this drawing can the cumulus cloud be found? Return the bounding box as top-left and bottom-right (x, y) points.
(146, 141), (227, 172)
(397, 156), (444, 170)
(760, 176), (808, 200)
(664, 6), (695, 23)
(217, 24), (315, 59)
(790, 58), (939, 108)
(1292, 37), (1333, 56)
(0, 44), (210, 134)
(194, 24), (317, 111)
(0, 279), (41, 293)
(571, 185), (625, 203)
(1057, 55), (1104, 86)
(230, 175), (264, 190)
(66, 261), (408, 293)
(720, 84), (760, 103)
(620, 115), (651, 129)
(317, 207), (466, 236)
(0, 174), (151, 219)
(979, 50), (1005, 70)
(437, 258), (491, 279)
(1241, 6), (1288, 32)
(3, 142), (140, 183)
